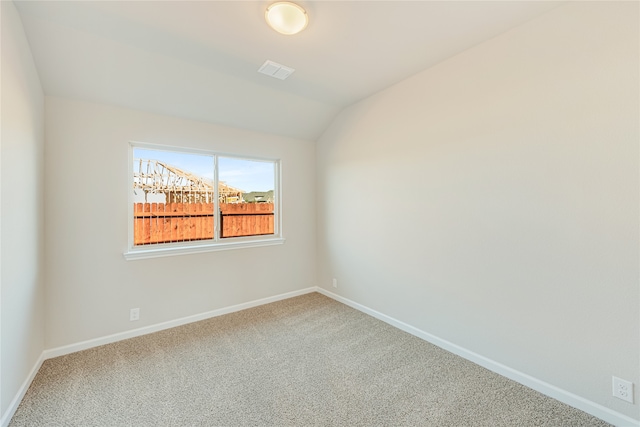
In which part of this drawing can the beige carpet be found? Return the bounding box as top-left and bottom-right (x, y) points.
(10, 293), (610, 426)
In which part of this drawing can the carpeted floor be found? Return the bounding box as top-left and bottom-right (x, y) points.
(10, 292), (610, 426)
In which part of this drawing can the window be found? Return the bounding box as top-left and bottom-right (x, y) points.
(125, 142), (282, 260)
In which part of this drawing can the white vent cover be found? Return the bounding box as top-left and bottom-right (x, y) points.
(258, 60), (295, 80)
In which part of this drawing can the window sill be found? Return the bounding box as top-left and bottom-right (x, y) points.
(123, 237), (285, 261)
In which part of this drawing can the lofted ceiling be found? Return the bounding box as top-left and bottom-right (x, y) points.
(15, 1), (562, 141)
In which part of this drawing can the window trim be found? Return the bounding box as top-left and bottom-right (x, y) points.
(124, 141), (284, 260)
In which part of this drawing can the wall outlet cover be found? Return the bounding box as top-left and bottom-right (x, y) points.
(612, 376), (634, 403)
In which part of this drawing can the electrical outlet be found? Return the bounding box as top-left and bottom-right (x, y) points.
(332, 278), (338, 288)
(612, 376), (634, 403)
(130, 308), (140, 321)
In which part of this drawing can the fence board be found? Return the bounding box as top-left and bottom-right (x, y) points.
(134, 203), (143, 245)
(169, 203), (177, 242)
(142, 203), (151, 244)
(162, 204), (171, 243)
(194, 203), (201, 240)
(205, 203), (214, 239)
(133, 202), (272, 245)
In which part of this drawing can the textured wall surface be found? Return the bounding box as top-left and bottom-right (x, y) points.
(0, 0), (46, 418)
(317, 2), (639, 420)
(44, 97), (316, 349)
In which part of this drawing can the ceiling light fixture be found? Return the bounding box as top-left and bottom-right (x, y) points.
(265, 2), (308, 35)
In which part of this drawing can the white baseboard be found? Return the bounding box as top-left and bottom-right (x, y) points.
(45, 287), (316, 359)
(316, 287), (640, 427)
(4, 286), (637, 427)
(2, 287), (316, 426)
(0, 352), (45, 427)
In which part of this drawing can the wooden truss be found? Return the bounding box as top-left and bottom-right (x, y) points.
(133, 159), (243, 203)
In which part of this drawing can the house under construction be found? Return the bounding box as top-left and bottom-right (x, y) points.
(133, 159), (243, 204)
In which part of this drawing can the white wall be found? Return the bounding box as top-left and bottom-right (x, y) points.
(317, 1), (639, 421)
(44, 97), (316, 349)
(0, 0), (45, 418)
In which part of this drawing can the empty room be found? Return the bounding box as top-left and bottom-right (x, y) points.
(1, 1), (638, 426)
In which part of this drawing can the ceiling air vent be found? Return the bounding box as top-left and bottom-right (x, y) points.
(258, 60), (295, 80)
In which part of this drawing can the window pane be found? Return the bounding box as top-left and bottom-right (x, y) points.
(133, 148), (214, 245)
(218, 157), (275, 238)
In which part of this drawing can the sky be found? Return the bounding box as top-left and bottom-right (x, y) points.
(134, 148), (274, 193)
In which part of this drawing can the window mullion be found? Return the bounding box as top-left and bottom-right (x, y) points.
(274, 160), (280, 236)
(213, 155), (220, 242)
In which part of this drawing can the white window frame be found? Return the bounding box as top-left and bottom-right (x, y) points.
(124, 141), (284, 260)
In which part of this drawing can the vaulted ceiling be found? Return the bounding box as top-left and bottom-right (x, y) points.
(15, 1), (561, 140)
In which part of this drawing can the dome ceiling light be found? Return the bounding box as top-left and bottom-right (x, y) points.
(265, 2), (308, 35)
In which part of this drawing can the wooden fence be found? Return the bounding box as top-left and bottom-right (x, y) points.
(134, 202), (274, 245)
(219, 203), (274, 239)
